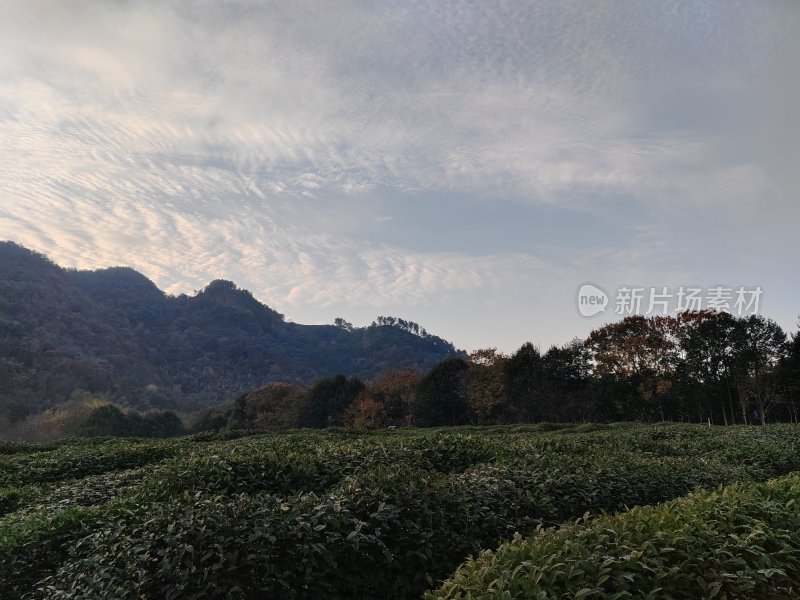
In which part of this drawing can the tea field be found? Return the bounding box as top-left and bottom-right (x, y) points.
(3, 423), (800, 599)
(430, 471), (800, 599)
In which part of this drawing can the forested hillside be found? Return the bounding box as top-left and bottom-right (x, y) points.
(0, 242), (459, 421)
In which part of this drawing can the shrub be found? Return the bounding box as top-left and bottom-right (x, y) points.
(2, 424), (800, 598)
(430, 473), (800, 599)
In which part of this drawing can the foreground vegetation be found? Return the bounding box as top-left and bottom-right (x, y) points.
(431, 472), (800, 599)
(2, 423), (800, 598)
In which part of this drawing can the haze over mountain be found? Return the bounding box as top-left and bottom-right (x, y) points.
(0, 242), (459, 420)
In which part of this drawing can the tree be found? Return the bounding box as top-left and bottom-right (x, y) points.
(776, 328), (800, 422)
(411, 358), (469, 426)
(300, 374), (364, 428)
(133, 411), (186, 437)
(228, 383), (305, 430)
(503, 343), (544, 423)
(343, 392), (384, 429)
(587, 316), (680, 421)
(191, 404), (233, 433)
(675, 312), (787, 425)
(734, 315), (787, 425)
(80, 404), (131, 437)
(467, 348), (508, 424)
(366, 369), (421, 426)
(540, 339), (592, 422)
(334, 317), (354, 331)
(676, 311), (740, 424)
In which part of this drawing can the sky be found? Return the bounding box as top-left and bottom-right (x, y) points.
(1, 0), (799, 353)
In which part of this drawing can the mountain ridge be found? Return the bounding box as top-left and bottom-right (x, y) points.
(0, 241), (461, 419)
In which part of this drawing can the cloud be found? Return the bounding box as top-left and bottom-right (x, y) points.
(0, 0), (798, 350)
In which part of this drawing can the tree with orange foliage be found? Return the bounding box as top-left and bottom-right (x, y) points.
(467, 348), (508, 424)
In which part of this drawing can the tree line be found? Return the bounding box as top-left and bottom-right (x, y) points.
(195, 310), (800, 431)
(7, 308), (798, 439)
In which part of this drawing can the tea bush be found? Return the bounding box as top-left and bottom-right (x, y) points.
(429, 473), (800, 599)
(0, 438), (176, 487)
(2, 424), (800, 598)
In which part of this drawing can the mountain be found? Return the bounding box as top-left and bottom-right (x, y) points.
(0, 242), (460, 418)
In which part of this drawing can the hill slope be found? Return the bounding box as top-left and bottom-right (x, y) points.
(0, 242), (460, 416)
